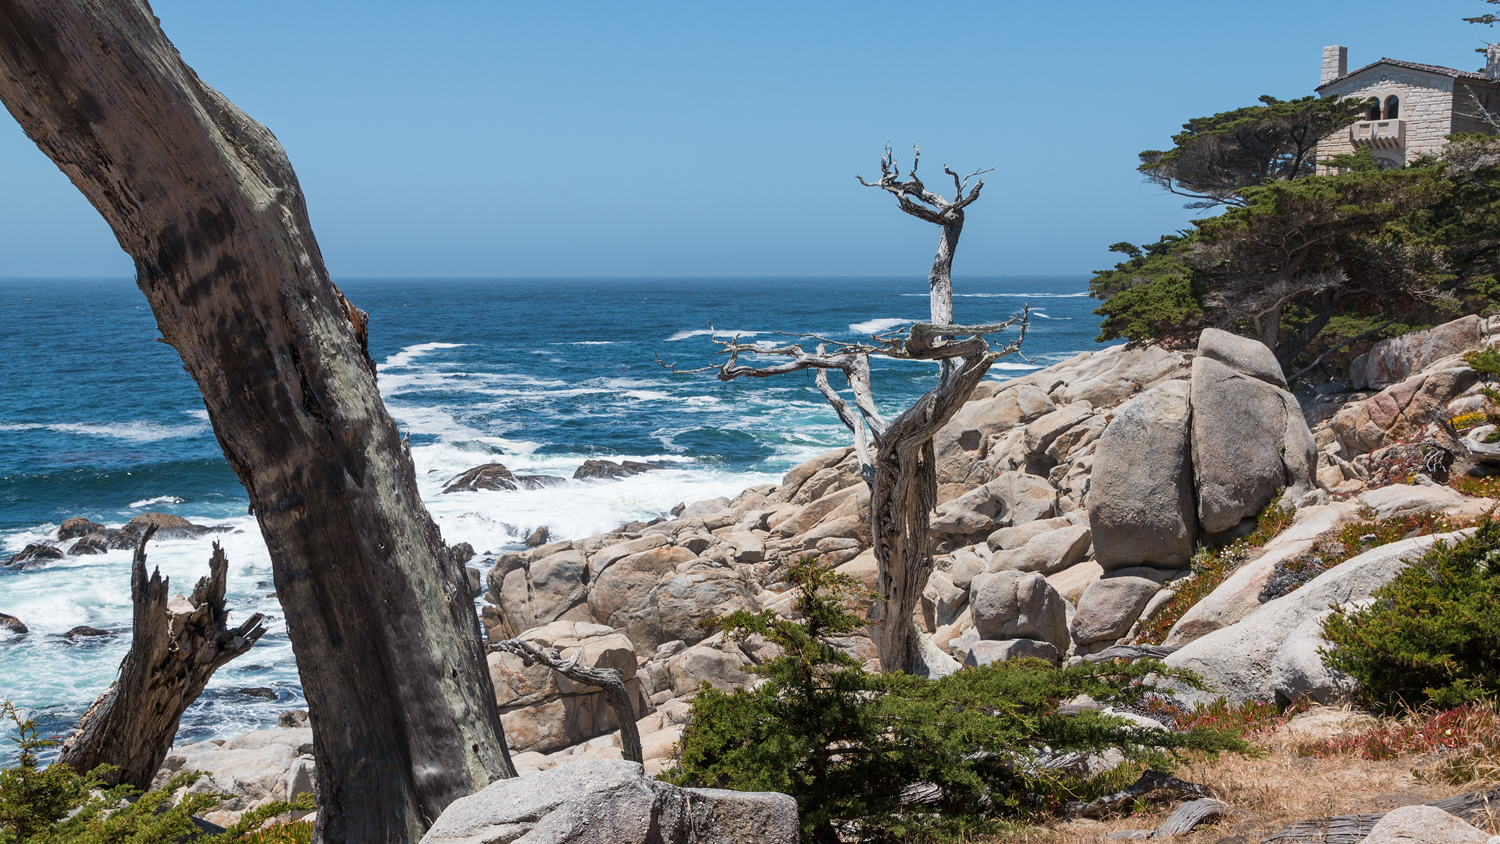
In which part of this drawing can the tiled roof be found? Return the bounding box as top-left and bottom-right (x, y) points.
(1316, 57), (1493, 90)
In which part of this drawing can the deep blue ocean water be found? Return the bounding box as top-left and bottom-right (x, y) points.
(0, 275), (1106, 754)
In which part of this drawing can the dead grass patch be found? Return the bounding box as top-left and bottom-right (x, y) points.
(967, 707), (1500, 843)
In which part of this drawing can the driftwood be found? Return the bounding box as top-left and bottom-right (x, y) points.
(1261, 786), (1500, 843)
(1432, 414), (1500, 481)
(58, 527), (265, 788)
(1063, 769), (1211, 819)
(661, 145), (1026, 674)
(1082, 644), (1181, 663)
(0, 5), (515, 841)
(490, 638), (643, 765)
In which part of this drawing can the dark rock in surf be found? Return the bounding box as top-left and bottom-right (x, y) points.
(5, 543), (63, 567)
(112, 513), (222, 547)
(442, 463), (562, 493)
(58, 517), (105, 541)
(448, 542), (476, 566)
(234, 687), (279, 700)
(525, 526), (551, 548)
(64, 626), (111, 639)
(69, 534), (112, 555)
(0, 613), (28, 635)
(573, 459), (659, 481)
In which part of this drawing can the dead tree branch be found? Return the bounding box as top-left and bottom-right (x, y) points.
(59, 526), (266, 788)
(661, 146), (1021, 675)
(490, 638), (642, 765)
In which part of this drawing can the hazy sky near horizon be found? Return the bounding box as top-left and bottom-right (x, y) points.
(0, 1), (1492, 280)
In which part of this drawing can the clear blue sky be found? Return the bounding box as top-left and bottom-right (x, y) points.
(0, 1), (1491, 279)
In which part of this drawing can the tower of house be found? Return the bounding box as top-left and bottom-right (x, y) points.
(1315, 44), (1500, 171)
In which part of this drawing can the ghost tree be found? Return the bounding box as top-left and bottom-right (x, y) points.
(664, 146), (1027, 675)
(0, 3), (513, 842)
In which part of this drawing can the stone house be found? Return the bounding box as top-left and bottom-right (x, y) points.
(1315, 44), (1500, 171)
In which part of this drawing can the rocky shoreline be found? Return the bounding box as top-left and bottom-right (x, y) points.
(8, 314), (1500, 832)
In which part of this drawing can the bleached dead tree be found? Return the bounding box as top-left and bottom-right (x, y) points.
(663, 146), (1027, 675)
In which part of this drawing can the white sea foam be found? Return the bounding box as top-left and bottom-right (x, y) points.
(3, 421), (210, 442)
(129, 495), (184, 509)
(666, 329), (760, 341)
(849, 317), (913, 334)
(992, 361), (1042, 371)
(380, 341), (466, 369)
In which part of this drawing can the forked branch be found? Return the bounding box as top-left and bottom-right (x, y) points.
(856, 144), (995, 224)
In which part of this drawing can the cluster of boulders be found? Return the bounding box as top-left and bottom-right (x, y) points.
(3, 513), (226, 570)
(79, 311), (1500, 838)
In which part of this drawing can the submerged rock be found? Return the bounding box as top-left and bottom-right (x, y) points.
(574, 459), (659, 481)
(443, 463), (566, 493)
(0, 613), (28, 635)
(4, 543), (63, 567)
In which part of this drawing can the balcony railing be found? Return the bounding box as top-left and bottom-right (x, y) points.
(1349, 119), (1405, 149)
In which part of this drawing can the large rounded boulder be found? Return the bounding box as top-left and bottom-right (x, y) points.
(1087, 380), (1196, 570)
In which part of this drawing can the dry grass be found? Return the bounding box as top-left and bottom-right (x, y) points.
(970, 707), (1500, 844)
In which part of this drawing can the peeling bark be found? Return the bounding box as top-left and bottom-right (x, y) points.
(58, 527), (266, 789)
(0, 3), (514, 841)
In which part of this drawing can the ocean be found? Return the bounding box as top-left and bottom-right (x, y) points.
(0, 275), (1108, 756)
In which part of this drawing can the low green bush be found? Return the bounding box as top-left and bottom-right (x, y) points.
(663, 559), (1244, 844)
(0, 703), (311, 844)
(1321, 519), (1500, 713)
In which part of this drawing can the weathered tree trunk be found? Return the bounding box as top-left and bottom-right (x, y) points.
(867, 354), (995, 674)
(0, 4), (515, 841)
(58, 527), (266, 788)
(491, 638), (642, 764)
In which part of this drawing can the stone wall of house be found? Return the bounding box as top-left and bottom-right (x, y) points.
(1316, 68), (1456, 170)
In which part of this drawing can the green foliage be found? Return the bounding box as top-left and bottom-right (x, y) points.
(1464, 347), (1500, 378)
(0, 703), (312, 844)
(1089, 236), (1206, 345)
(1322, 519), (1500, 713)
(1138, 95), (1367, 209)
(665, 559), (1246, 843)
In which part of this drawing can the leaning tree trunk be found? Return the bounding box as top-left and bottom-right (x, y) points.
(0, 4), (514, 841)
(59, 527), (266, 789)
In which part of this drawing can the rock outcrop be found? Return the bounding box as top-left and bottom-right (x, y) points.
(1165, 531), (1472, 706)
(418, 760), (797, 844)
(488, 621), (652, 754)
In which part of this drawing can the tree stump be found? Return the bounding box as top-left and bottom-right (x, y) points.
(59, 526), (266, 788)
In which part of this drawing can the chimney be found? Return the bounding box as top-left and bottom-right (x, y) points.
(1488, 43), (1500, 80)
(1322, 45), (1348, 86)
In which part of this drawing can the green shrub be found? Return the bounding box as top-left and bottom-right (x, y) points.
(663, 559), (1244, 843)
(1321, 519), (1500, 713)
(0, 703), (311, 844)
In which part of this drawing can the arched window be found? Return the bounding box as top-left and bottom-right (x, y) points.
(1366, 98), (1382, 121)
(1384, 95), (1400, 119)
